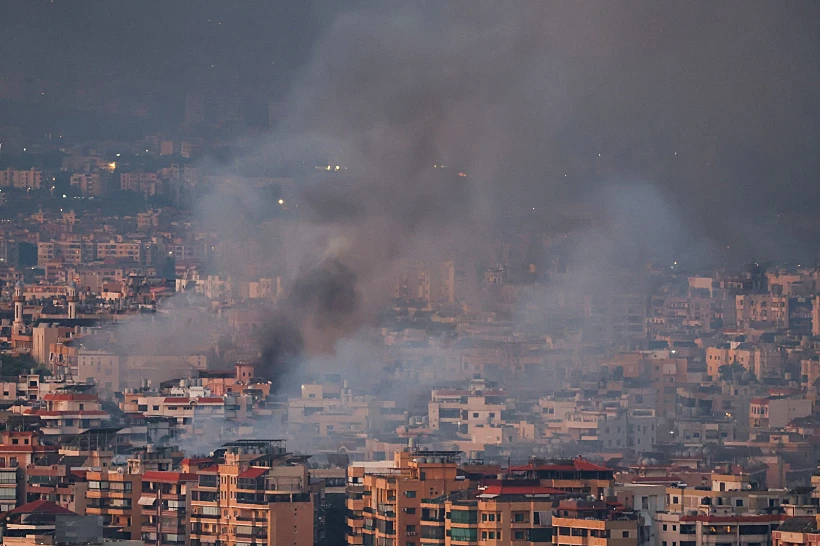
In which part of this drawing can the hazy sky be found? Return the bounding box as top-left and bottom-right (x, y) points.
(2, 1), (820, 258)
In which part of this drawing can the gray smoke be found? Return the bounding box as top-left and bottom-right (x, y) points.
(205, 1), (820, 389)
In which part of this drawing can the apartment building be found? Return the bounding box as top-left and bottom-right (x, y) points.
(509, 458), (615, 499)
(85, 469), (143, 539)
(96, 240), (145, 263)
(735, 294), (789, 330)
(0, 465), (21, 513)
(38, 239), (96, 265)
(27, 392), (111, 438)
(70, 172), (105, 197)
(346, 449), (470, 546)
(656, 512), (783, 546)
(25, 459), (88, 513)
(0, 430), (54, 469)
(428, 382), (507, 439)
(188, 439), (315, 546)
(417, 483), (561, 545)
(0, 168), (48, 190)
(552, 499), (639, 546)
(750, 396), (812, 429)
(772, 516), (820, 546)
(139, 471), (198, 546)
(120, 171), (159, 195)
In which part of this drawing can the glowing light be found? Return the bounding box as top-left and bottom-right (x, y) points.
(457, 172), (466, 177)
(108, 162), (117, 171)
(116, 153), (121, 157)
(278, 199), (284, 205)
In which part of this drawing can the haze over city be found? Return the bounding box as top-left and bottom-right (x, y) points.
(0, 2), (819, 546)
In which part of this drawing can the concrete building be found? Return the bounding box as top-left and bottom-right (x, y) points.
(346, 449), (470, 546)
(551, 499), (639, 546)
(750, 396), (812, 430)
(188, 440), (315, 546)
(85, 469), (143, 540)
(27, 393), (111, 438)
(139, 471), (197, 546)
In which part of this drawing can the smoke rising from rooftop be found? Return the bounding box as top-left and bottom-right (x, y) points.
(194, 2), (820, 388)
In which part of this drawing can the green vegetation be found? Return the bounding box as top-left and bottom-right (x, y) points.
(0, 354), (50, 377)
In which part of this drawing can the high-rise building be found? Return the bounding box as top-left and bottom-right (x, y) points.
(139, 471), (198, 546)
(418, 483), (563, 545)
(84, 469), (143, 540)
(188, 440), (315, 546)
(346, 450), (470, 546)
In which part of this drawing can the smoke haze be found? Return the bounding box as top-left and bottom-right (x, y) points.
(184, 2), (820, 388)
(24, 1), (818, 394)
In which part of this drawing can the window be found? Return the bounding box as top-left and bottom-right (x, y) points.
(405, 508), (416, 514)
(405, 490), (416, 498)
(735, 499), (743, 507)
(663, 525), (667, 531)
(622, 531), (629, 538)
(514, 531), (526, 540)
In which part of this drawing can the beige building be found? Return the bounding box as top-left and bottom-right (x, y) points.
(70, 173), (105, 197)
(750, 396), (813, 430)
(96, 240), (145, 263)
(735, 294), (788, 329)
(189, 440), (315, 546)
(552, 499), (639, 546)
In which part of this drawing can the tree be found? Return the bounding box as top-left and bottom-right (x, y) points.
(0, 354), (50, 377)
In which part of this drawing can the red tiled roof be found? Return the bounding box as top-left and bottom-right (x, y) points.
(7, 500), (77, 516)
(142, 471), (198, 483)
(163, 397), (191, 404)
(509, 458), (610, 473)
(479, 484), (564, 496)
(194, 397), (224, 404)
(43, 393), (98, 402)
(238, 467), (268, 479)
(199, 465), (220, 473)
(32, 410), (109, 417)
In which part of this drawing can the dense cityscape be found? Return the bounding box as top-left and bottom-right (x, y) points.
(1, 2), (820, 546)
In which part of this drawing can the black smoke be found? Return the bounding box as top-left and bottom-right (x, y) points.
(255, 258), (360, 389)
